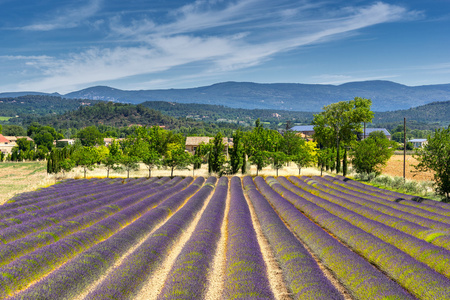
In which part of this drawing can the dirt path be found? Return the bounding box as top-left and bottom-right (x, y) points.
(204, 181), (230, 300)
(75, 205), (172, 300)
(244, 182), (292, 300)
(134, 185), (216, 300)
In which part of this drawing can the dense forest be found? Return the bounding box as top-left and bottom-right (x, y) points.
(4, 102), (249, 137)
(0, 95), (99, 118)
(142, 101), (315, 126)
(13, 102), (203, 129)
(371, 100), (450, 128)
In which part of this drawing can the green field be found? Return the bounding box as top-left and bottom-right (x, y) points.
(0, 116), (11, 121)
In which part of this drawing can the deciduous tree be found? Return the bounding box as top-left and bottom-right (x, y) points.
(142, 149), (162, 178)
(246, 119), (284, 175)
(163, 144), (191, 177)
(269, 151), (288, 176)
(72, 146), (99, 178)
(351, 131), (396, 176)
(77, 126), (104, 147)
(415, 127), (450, 201)
(313, 97), (373, 173)
(291, 140), (318, 175)
(120, 154), (140, 178)
(103, 140), (122, 178)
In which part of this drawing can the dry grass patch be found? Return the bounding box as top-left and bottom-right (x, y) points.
(381, 154), (434, 181)
(0, 161), (56, 205)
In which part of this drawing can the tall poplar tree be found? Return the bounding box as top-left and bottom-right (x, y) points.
(229, 130), (243, 174)
(208, 132), (226, 174)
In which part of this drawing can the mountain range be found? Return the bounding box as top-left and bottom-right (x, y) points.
(2, 80), (450, 112)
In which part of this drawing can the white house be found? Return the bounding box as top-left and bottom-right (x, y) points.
(0, 134), (16, 154)
(409, 139), (427, 148)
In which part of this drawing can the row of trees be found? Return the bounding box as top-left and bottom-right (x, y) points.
(47, 123), (320, 178)
(44, 97), (397, 180)
(47, 126), (189, 178)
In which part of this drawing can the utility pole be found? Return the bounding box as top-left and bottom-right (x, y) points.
(403, 117), (406, 180)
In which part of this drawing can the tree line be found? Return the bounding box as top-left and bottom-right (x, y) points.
(46, 123), (319, 179)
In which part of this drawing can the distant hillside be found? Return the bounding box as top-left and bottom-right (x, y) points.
(3, 93), (450, 131)
(63, 81), (450, 112)
(373, 100), (450, 127)
(142, 101), (314, 126)
(16, 102), (205, 130)
(0, 91), (61, 98)
(0, 95), (98, 117)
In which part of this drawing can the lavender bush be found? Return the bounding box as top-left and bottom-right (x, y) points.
(243, 176), (343, 300)
(0, 177), (193, 298)
(85, 177), (214, 299)
(254, 176), (414, 300)
(158, 177), (228, 299)
(265, 177), (450, 299)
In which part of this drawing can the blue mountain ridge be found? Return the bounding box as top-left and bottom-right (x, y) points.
(2, 80), (450, 112)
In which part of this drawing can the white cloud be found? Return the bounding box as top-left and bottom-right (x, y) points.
(6, 1), (418, 92)
(21, 0), (102, 31)
(0, 55), (52, 61)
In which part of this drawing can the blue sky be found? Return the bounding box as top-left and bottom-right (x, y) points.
(0, 0), (449, 93)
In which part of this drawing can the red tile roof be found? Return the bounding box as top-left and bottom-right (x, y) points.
(0, 134), (10, 143)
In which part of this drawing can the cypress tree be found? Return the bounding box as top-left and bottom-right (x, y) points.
(241, 152), (246, 174)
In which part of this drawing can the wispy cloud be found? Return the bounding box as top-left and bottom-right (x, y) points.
(6, 1), (419, 92)
(21, 0), (102, 31)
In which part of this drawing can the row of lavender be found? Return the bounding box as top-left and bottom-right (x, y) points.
(265, 176), (450, 299)
(0, 177), (166, 245)
(323, 175), (450, 214)
(0, 176), (193, 298)
(158, 177), (228, 299)
(243, 176), (344, 299)
(255, 176), (415, 299)
(298, 176), (450, 249)
(81, 176), (275, 299)
(0, 179), (160, 266)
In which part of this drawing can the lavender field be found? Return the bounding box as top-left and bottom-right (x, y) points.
(1, 175), (450, 299)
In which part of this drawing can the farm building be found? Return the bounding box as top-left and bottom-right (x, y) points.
(3, 136), (17, 143)
(185, 136), (230, 155)
(409, 138), (427, 148)
(0, 134), (14, 154)
(0, 134), (33, 154)
(360, 128), (391, 140)
(289, 125), (315, 139)
(56, 139), (76, 147)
